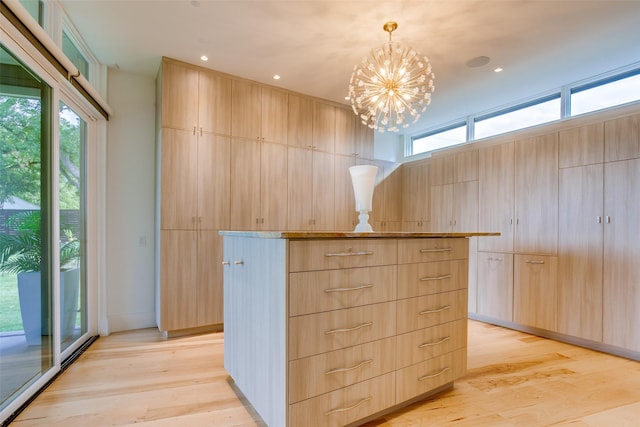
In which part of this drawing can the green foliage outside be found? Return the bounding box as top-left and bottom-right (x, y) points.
(0, 95), (82, 332)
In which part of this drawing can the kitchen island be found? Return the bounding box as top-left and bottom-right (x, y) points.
(220, 231), (497, 427)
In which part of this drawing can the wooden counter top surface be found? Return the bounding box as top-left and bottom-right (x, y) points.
(218, 231), (500, 239)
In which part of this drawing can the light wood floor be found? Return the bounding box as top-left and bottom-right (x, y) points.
(11, 320), (640, 426)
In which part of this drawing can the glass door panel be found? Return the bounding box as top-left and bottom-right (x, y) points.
(0, 44), (53, 411)
(58, 102), (86, 352)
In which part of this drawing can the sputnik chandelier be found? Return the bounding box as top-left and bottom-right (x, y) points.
(348, 21), (435, 133)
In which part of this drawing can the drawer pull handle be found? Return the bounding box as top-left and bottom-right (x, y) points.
(325, 284), (374, 293)
(488, 257), (504, 262)
(325, 322), (373, 335)
(221, 261), (230, 266)
(525, 260), (545, 264)
(418, 336), (451, 348)
(420, 274), (452, 282)
(418, 366), (450, 381)
(324, 396), (372, 416)
(419, 305), (451, 316)
(419, 247), (452, 253)
(325, 250), (374, 257)
(325, 359), (373, 375)
(234, 260), (244, 266)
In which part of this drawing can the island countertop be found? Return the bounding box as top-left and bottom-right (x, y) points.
(218, 230), (500, 239)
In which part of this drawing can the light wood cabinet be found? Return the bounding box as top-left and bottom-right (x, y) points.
(230, 138), (288, 230)
(604, 113), (640, 162)
(261, 87), (288, 144)
(231, 80), (261, 140)
(514, 133), (558, 254)
(160, 60), (199, 131)
(477, 252), (513, 322)
(514, 254), (557, 331)
(558, 163), (604, 341)
(335, 107), (357, 156)
(430, 181), (478, 233)
(603, 158), (640, 352)
(371, 160), (403, 231)
(287, 94), (313, 148)
(478, 142), (515, 252)
(402, 160), (430, 223)
(312, 102), (335, 153)
(287, 147), (335, 230)
(559, 122), (604, 168)
(223, 234), (473, 427)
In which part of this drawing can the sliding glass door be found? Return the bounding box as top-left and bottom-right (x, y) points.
(0, 43), (54, 411)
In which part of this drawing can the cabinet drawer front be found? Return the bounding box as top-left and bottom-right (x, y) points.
(397, 260), (468, 299)
(398, 238), (468, 264)
(289, 239), (398, 272)
(396, 349), (466, 403)
(396, 290), (467, 335)
(290, 265), (397, 316)
(396, 319), (467, 369)
(289, 372), (395, 427)
(289, 302), (396, 360)
(289, 337), (396, 403)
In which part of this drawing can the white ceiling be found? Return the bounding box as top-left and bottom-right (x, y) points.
(59, 0), (640, 135)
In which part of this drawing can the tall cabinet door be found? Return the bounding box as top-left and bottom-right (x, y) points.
(232, 80), (261, 140)
(230, 138), (261, 230)
(261, 142), (288, 230)
(313, 151), (335, 230)
(430, 184), (453, 232)
(604, 158), (640, 351)
(514, 133), (558, 254)
(477, 252), (513, 321)
(197, 231), (224, 326)
(198, 72), (231, 135)
(161, 61), (198, 131)
(160, 128), (198, 230)
(160, 230), (198, 331)
(558, 164), (603, 341)
(198, 133), (230, 230)
(478, 142), (514, 252)
(287, 147), (314, 230)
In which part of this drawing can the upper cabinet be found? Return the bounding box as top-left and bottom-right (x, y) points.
(161, 59), (232, 135)
(288, 94), (313, 148)
(402, 160), (430, 223)
(559, 122), (604, 168)
(231, 80), (262, 140)
(261, 87), (288, 144)
(604, 113), (640, 162)
(334, 107), (357, 156)
(312, 102), (335, 153)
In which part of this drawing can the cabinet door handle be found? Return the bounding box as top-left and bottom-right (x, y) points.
(324, 396), (372, 416)
(324, 284), (374, 293)
(325, 322), (373, 335)
(419, 248), (452, 253)
(418, 336), (451, 348)
(488, 257), (503, 262)
(234, 260), (244, 266)
(419, 305), (451, 316)
(325, 250), (374, 257)
(606, 216), (611, 224)
(525, 260), (545, 264)
(221, 261), (230, 266)
(324, 359), (373, 375)
(418, 367), (450, 381)
(420, 274), (452, 282)
(597, 216), (603, 224)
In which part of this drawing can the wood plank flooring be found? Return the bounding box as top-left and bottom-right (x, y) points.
(11, 320), (640, 426)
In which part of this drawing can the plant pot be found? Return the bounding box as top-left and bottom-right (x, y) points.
(17, 268), (80, 346)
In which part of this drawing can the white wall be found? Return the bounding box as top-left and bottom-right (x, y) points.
(374, 132), (404, 162)
(105, 69), (157, 333)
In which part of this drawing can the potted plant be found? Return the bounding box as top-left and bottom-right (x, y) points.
(0, 211), (80, 345)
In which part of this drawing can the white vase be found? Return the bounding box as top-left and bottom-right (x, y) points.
(349, 165), (378, 232)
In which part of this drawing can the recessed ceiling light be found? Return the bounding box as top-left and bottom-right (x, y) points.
(200, 55), (208, 61)
(273, 74), (281, 80)
(345, 96), (350, 101)
(494, 67), (503, 73)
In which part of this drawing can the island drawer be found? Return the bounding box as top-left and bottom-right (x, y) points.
(397, 259), (468, 299)
(395, 348), (466, 403)
(396, 289), (468, 335)
(397, 238), (468, 264)
(289, 265), (397, 316)
(288, 301), (396, 360)
(289, 372), (395, 427)
(288, 336), (396, 403)
(396, 319), (467, 369)
(289, 239), (397, 272)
